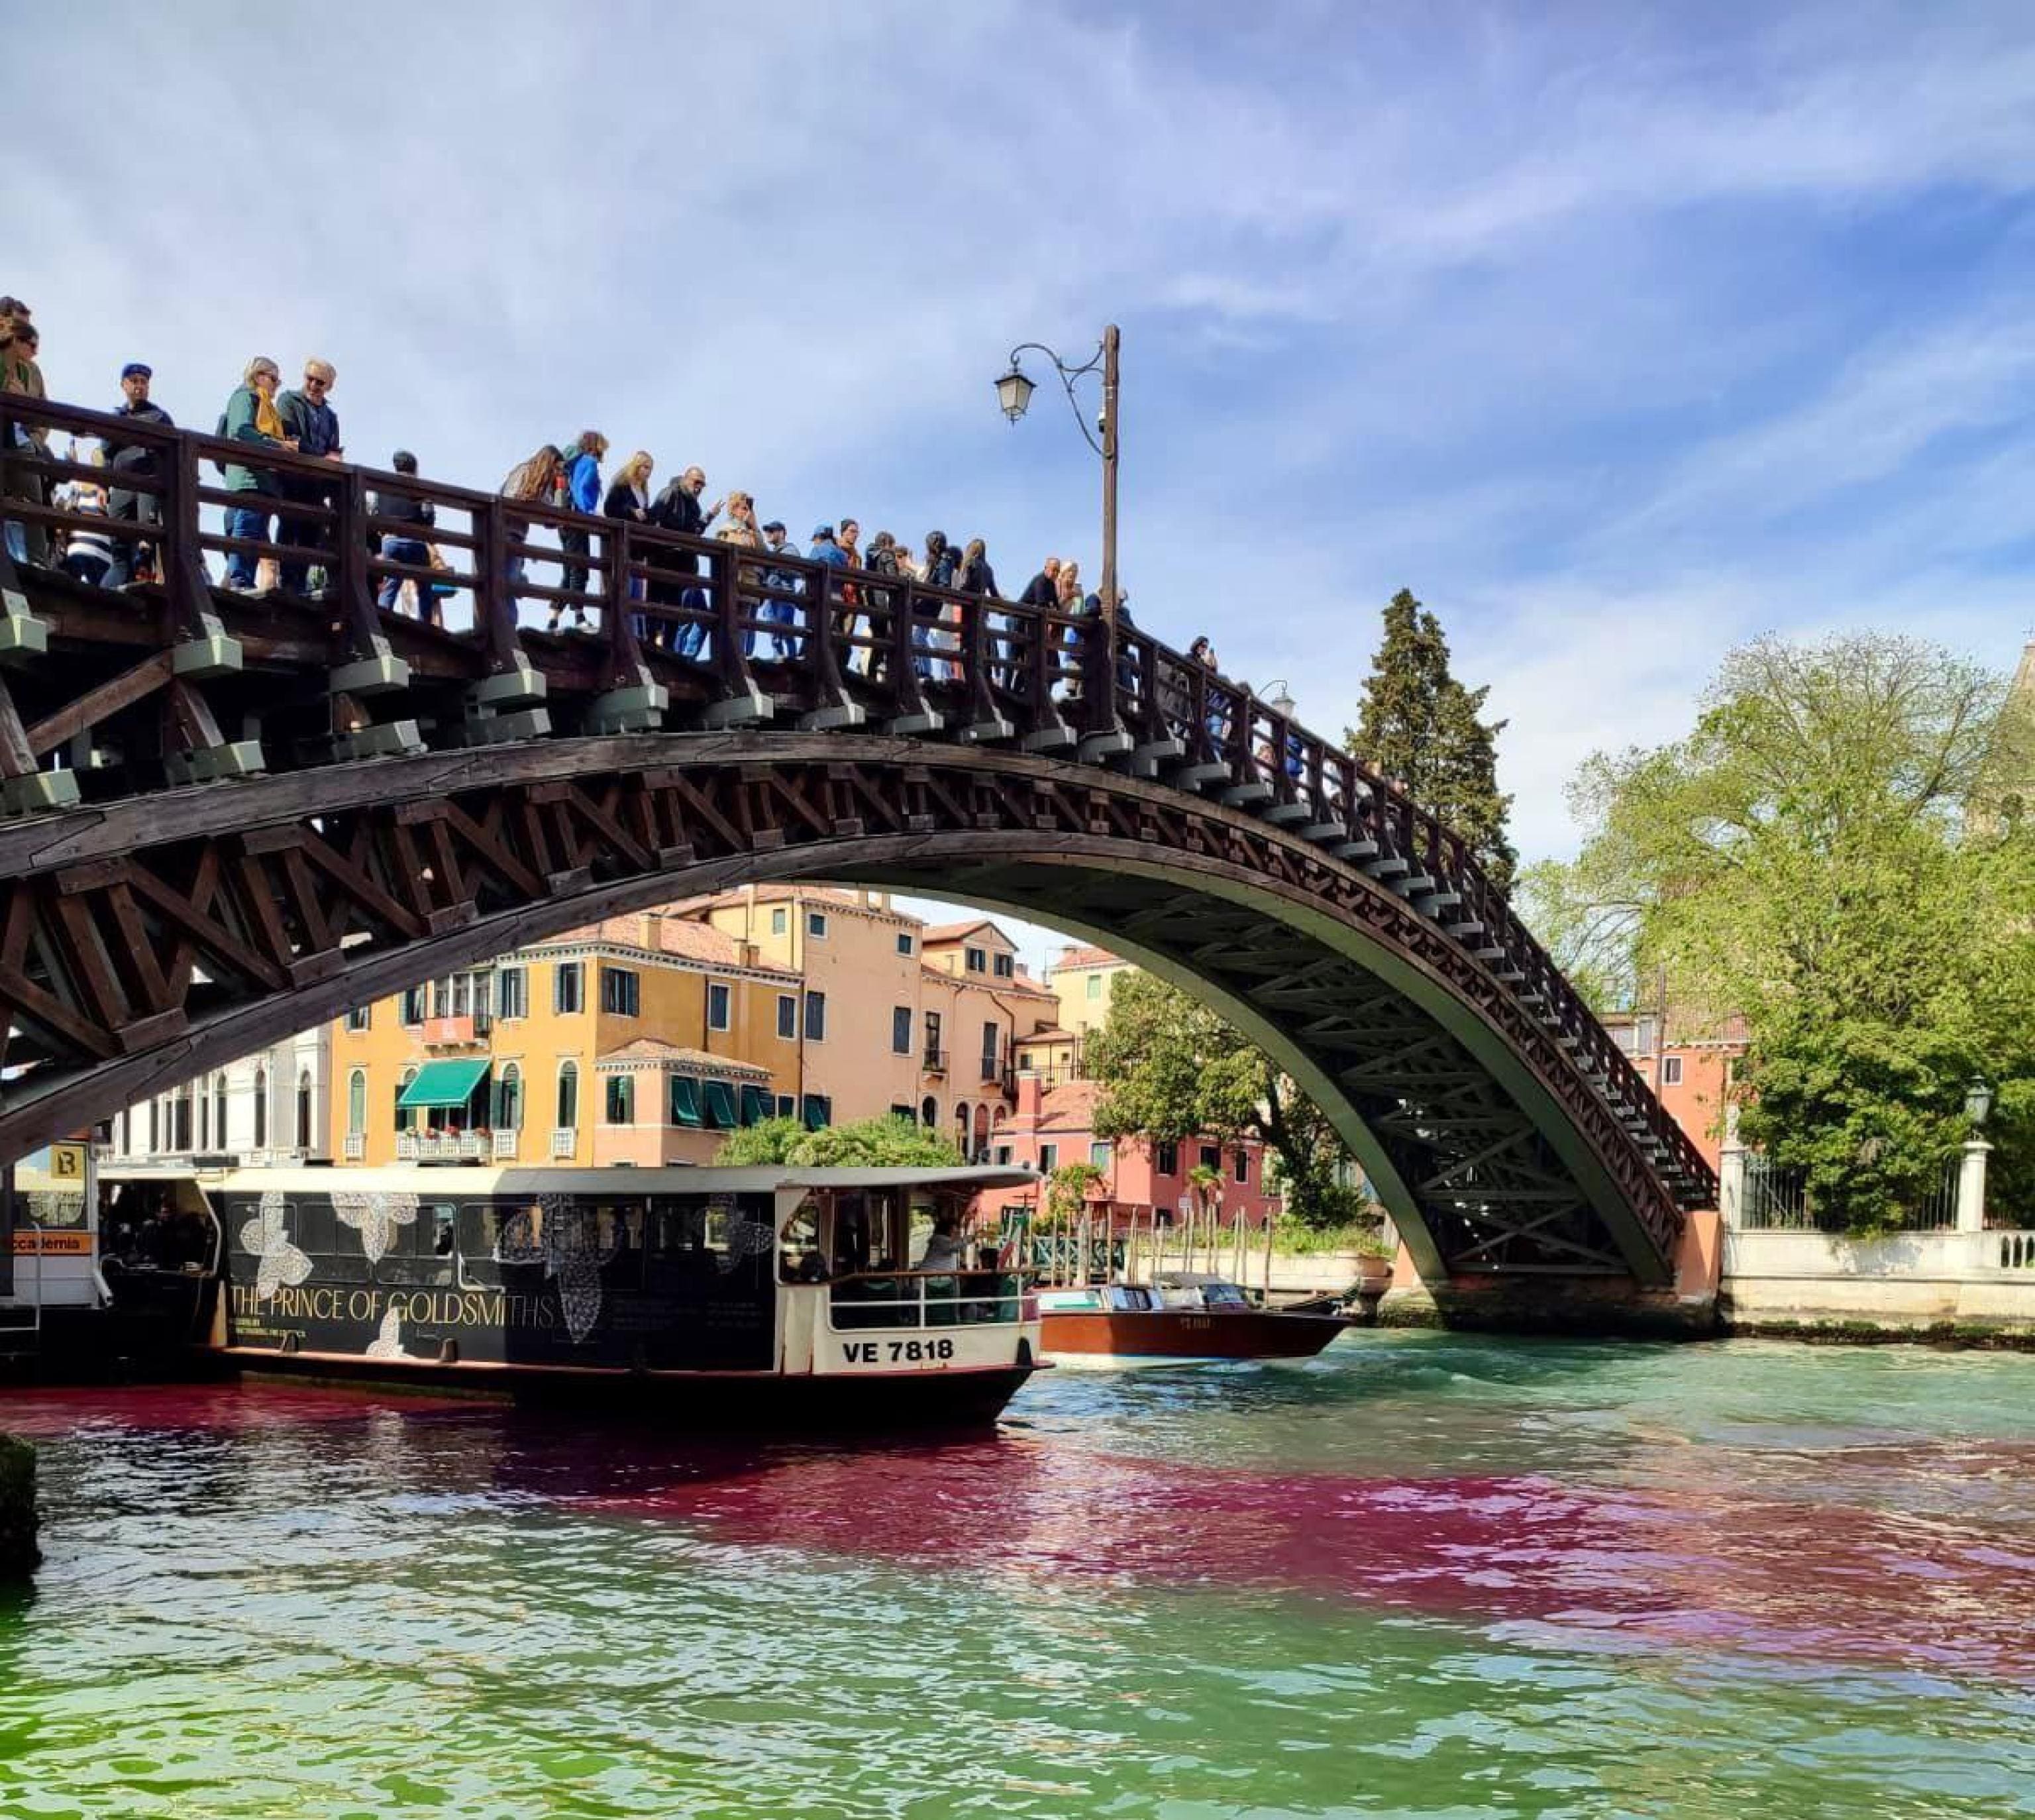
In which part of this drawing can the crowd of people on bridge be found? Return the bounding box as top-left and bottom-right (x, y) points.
(0, 307), (1269, 725)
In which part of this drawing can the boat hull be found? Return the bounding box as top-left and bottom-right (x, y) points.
(222, 1347), (1041, 1430)
(1038, 1307), (1345, 1362)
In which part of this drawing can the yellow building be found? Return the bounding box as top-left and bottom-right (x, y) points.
(682, 888), (1063, 1158)
(330, 911), (806, 1168)
(1047, 943), (1137, 1042)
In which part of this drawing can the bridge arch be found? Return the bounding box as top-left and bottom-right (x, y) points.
(0, 736), (1702, 1285)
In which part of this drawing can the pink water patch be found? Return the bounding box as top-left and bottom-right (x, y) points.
(577, 1435), (2035, 1679)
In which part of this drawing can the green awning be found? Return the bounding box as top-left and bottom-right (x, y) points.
(668, 1076), (703, 1128)
(739, 1084), (774, 1127)
(397, 1059), (490, 1110)
(703, 1081), (739, 1130)
(802, 1093), (832, 1131)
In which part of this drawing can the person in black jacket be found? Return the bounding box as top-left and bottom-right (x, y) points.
(1018, 557), (1060, 608)
(101, 362), (174, 587)
(370, 450), (438, 618)
(647, 464), (721, 633)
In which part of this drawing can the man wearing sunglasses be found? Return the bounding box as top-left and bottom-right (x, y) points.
(276, 359), (343, 594)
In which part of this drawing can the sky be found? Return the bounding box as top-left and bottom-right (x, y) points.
(14, 1), (2035, 975)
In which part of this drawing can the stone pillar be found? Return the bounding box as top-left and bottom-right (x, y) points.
(1956, 1138), (1992, 1235)
(0, 1434), (37, 1581)
(1718, 1144), (1748, 1229)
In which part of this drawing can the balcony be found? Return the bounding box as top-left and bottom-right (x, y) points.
(923, 1047), (947, 1073)
(395, 1129), (486, 1163)
(342, 1133), (365, 1161)
(492, 1128), (519, 1161)
(550, 1128), (576, 1160)
(423, 1010), (493, 1047)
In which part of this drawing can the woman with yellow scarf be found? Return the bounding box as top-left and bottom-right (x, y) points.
(219, 356), (297, 590)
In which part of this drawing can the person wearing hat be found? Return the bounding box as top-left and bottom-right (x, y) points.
(102, 362), (175, 588)
(756, 519), (803, 661)
(368, 449), (436, 619)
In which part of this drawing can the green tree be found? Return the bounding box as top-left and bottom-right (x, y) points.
(1511, 859), (1642, 1014)
(1345, 587), (1517, 888)
(1083, 971), (1362, 1227)
(1556, 631), (2035, 1230)
(715, 1114), (964, 1169)
(1044, 1161), (1105, 1229)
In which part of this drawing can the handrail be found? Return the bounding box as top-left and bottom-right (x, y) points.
(0, 388), (1712, 1212)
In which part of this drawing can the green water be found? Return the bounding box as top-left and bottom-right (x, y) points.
(4, 1334), (2035, 1817)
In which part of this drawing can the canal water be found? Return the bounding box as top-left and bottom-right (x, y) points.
(3, 1334), (2034, 1819)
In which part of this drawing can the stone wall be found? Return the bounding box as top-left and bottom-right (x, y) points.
(0, 1434), (37, 1579)
(1722, 1227), (2035, 1339)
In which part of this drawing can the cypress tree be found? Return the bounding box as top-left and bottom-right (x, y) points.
(1344, 587), (1516, 889)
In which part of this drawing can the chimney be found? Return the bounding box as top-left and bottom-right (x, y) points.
(1016, 1069), (1045, 1122)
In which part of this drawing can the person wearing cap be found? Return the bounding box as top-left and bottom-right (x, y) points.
(757, 519), (803, 661)
(368, 450), (436, 619)
(646, 464), (722, 650)
(101, 362), (175, 588)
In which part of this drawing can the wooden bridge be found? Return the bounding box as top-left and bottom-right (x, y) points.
(0, 392), (1714, 1293)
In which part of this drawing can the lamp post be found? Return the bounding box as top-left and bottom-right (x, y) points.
(995, 324), (1121, 627)
(1957, 1075), (1993, 1235)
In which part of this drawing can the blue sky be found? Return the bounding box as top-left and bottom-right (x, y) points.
(14, 1), (2035, 971)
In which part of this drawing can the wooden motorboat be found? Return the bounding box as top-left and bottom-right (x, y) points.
(1035, 1271), (1346, 1364)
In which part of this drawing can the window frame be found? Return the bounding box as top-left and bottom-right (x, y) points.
(776, 993), (798, 1040)
(496, 966), (528, 1021)
(804, 990), (827, 1043)
(707, 981), (733, 1033)
(554, 961), (584, 1016)
(891, 1006), (913, 1055)
(1661, 1054), (1684, 1087)
(806, 910), (828, 939)
(600, 966), (641, 1018)
(604, 1073), (635, 1126)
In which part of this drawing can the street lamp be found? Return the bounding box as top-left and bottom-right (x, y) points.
(1965, 1075), (1993, 1128)
(994, 325), (1122, 627)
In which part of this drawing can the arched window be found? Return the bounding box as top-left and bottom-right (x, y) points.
(296, 1071), (313, 1151)
(147, 1097), (160, 1153)
(346, 1068), (367, 1137)
(972, 1104), (990, 1157)
(920, 1095), (937, 1128)
(252, 1068), (268, 1150)
(556, 1060), (579, 1130)
(197, 1079), (209, 1152)
(497, 1063), (522, 1132)
(992, 1104), (1007, 1127)
(395, 1067), (416, 1133)
(214, 1073), (229, 1151)
(953, 1102), (970, 1149)
(173, 1083), (193, 1152)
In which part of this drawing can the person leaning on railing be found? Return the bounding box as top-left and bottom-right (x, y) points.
(369, 449), (436, 619)
(0, 309), (50, 568)
(275, 360), (342, 595)
(101, 362), (174, 588)
(219, 356), (297, 592)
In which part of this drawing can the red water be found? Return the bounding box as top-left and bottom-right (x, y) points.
(11, 1379), (2032, 1680)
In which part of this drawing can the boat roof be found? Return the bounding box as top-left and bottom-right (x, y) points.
(1153, 1270), (1244, 1286)
(95, 1162), (1041, 1195)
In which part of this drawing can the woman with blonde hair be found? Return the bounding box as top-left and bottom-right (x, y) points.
(603, 450), (654, 618)
(499, 443), (562, 598)
(713, 490), (764, 662)
(219, 355), (297, 590)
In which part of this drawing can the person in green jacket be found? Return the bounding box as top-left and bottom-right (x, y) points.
(219, 356), (295, 589)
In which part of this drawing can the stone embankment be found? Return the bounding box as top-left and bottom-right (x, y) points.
(0, 1433), (37, 1579)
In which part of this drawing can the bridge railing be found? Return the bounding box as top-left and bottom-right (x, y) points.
(0, 390), (1712, 1206)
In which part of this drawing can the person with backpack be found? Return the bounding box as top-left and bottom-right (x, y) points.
(219, 356), (296, 591)
(552, 431), (607, 631)
(101, 362), (174, 588)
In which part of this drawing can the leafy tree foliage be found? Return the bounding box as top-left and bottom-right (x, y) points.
(1345, 587), (1517, 888)
(715, 1114), (964, 1169)
(1547, 632), (2035, 1230)
(1044, 1162), (1106, 1228)
(1083, 971), (1364, 1227)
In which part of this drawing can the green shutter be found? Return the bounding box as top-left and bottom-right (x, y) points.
(739, 1084), (774, 1127)
(802, 1093), (831, 1130)
(669, 1076), (703, 1128)
(702, 1081), (739, 1130)
(396, 1059), (491, 1110)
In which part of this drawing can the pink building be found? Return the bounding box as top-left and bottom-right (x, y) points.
(983, 1073), (1282, 1230)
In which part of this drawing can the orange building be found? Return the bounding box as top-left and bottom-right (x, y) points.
(330, 910), (806, 1168)
(680, 888), (1063, 1157)
(1602, 1009), (1748, 1171)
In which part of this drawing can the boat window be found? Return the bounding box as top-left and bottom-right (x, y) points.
(295, 1197), (337, 1256)
(1106, 1285), (1153, 1311)
(1204, 1281), (1249, 1307)
(433, 1206), (456, 1258)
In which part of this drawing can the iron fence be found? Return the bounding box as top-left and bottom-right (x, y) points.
(1739, 1153), (1961, 1234)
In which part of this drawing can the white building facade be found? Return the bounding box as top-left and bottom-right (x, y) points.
(101, 1026), (332, 1167)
